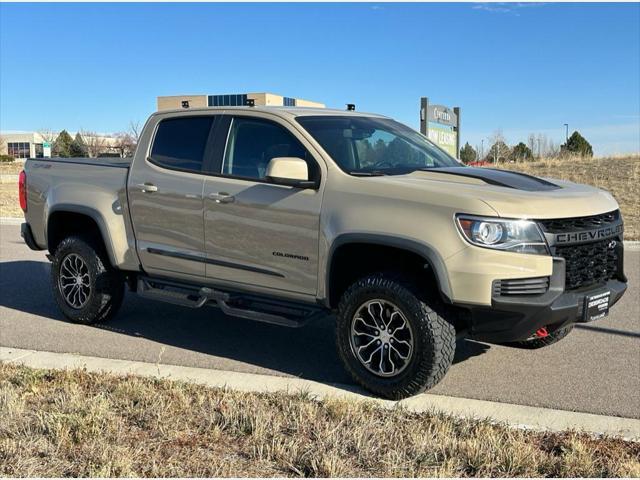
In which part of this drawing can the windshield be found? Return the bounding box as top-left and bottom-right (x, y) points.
(296, 115), (462, 175)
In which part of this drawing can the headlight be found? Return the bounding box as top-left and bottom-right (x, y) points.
(456, 214), (549, 255)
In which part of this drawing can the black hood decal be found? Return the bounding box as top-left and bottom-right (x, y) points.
(427, 167), (561, 192)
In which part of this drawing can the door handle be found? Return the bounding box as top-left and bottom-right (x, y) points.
(208, 192), (235, 204)
(138, 183), (158, 193)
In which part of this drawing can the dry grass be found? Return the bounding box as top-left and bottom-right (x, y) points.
(0, 161), (25, 175)
(495, 155), (640, 240)
(0, 184), (22, 217)
(1, 364), (638, 477)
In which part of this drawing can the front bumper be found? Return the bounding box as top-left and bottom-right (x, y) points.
(464, 257), (627, 343)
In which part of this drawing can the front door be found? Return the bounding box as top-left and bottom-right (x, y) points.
(128, 115), (215, 279)
(203, 115), (324, 295)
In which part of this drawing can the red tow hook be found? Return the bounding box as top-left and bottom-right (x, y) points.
(535, 327), (549, 338)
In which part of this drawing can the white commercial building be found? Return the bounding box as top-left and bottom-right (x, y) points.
(0, 131), (121, 159)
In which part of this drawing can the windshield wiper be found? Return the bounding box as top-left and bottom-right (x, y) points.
(349, 170), (387, 177)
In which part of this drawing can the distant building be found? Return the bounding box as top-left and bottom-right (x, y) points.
(0, 131), (48, 159)
(157, 92), (325, 111)
(0, 131), (121, 159)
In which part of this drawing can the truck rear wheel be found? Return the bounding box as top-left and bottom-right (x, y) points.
(336, 274), (456, 400)
(51, 236), (124, 325)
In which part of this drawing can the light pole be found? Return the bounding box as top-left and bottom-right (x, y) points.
(564, 123), (569, 142)
(481, 139), (484, 160)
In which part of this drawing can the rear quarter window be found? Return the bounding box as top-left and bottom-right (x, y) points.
(150, 117), (214, 173)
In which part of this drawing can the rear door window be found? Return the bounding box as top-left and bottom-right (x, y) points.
(150, 117), (214, 173)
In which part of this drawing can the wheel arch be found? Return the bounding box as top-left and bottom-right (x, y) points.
(324, 233), (453, 309)
(47, 205), (117, 266)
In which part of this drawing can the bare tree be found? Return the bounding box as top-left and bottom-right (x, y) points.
(528, 134), (536, 158)
(37, 129), (56, 144)
(487, 130), (510, 163)
(79, 130), (107, 158)
(128, 121), (141, 143)
(547, 139), (559, 158)
(113, 132), (136, 157)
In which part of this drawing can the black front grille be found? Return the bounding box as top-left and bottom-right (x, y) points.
(539, 210), (620, 233)
(554, 239), (618, 290)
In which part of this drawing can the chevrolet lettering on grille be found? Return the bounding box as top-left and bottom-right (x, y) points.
(554, 223), (623, 245)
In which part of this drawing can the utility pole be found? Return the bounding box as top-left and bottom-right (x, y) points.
(564, 123), (569, 143)
(481, 139), (484, 160)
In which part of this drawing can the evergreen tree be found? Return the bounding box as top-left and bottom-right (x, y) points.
(511, 142), (534, 161)
(70, 133), (88, 157)
(53, 130), (74, 157)
(561, 131), (593, 157)
(459, 142), (477, 164)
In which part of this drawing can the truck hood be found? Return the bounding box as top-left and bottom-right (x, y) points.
(374, 167), (619, 219)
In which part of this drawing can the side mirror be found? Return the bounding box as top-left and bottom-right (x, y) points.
(265, 157), (316, 188)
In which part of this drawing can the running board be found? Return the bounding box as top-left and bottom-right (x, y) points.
(136, 277), (324, 328)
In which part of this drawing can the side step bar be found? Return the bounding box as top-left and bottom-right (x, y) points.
(136, 276), (325, 328)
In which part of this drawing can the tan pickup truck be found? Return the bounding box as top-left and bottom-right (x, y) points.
(19, 106), (627, 399)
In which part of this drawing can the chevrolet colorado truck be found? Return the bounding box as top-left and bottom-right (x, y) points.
(20, 106), (627, 399)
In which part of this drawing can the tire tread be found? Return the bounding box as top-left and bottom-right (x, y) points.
(336, 273), (456, 399)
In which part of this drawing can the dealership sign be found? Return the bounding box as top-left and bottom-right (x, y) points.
(420, 98), (461, 158)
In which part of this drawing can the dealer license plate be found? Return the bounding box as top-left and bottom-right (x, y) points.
(583, 291), (610, 322)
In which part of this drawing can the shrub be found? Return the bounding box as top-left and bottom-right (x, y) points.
(0, 154), (15, 163)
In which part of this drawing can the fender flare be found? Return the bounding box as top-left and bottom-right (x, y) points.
(47, 204), (118, 267)
(324, 233), (453, 307)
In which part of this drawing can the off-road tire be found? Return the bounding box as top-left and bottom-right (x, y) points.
(336, 273), (456, 400)
(510, 324), (574, 349)
(51, 236), (124, 324)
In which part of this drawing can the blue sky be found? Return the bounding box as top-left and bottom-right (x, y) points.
(1, 2), (639, 155)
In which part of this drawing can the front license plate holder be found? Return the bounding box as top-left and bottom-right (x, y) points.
(583, 291), (610, 322)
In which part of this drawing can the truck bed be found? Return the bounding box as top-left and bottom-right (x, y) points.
(23, 156), (137, 269)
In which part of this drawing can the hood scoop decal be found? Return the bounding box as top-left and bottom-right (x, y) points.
(426, 167), (561, 192)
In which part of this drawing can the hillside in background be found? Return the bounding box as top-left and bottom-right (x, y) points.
(494, 155), (639, 240)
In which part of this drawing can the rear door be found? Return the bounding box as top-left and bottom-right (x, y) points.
(128, 115), (217, 280)
(202, 114), (324, 295)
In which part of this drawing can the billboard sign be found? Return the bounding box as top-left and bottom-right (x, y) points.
(420, 98), (461, 158)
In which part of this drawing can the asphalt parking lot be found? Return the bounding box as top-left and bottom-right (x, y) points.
(1, 223), (638, 418)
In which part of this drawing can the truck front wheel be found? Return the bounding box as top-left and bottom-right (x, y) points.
(51, 236), (124, 324)
(336, 274), (456, 400)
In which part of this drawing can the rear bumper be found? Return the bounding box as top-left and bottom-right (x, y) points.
(21, 222), (43, 251)
(463, 257), (627, 343)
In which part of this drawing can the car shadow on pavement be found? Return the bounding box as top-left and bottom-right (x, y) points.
(0, 260), (491, 387)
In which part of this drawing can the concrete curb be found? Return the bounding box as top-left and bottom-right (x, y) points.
(0, 217), (23, 225)
(2, 346), (639, 441)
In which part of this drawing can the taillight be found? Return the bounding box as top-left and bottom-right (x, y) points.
(18, 170), (27, 212)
